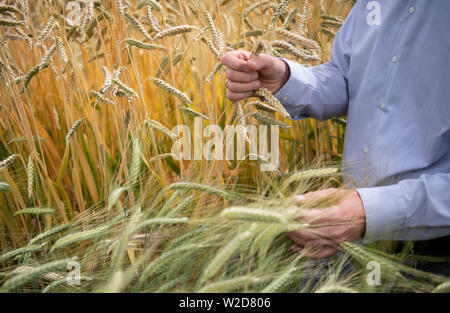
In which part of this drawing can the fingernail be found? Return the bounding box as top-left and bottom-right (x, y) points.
(295, 195), (307, 202)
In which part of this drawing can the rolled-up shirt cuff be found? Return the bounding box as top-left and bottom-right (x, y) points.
(356, 184), (407, 243)
(273, 59), (310, 119)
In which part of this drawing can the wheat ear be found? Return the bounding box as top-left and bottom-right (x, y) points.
(0, 244), (44, 263)
(0, 154), (18, 170)
(252, 88), (290, 118)
(202, 224), (257, 281)
(251, 112), (291, 129)
(221, 207), (287, 223)
(149, 77), (192, 104)
(144, 118), (178, 141)
(274, 27), (321, 52)
(65, 117), (86, 145)
(14, 207), (55, 216)
(1, 259), (71, 292)
(152, 25), (199, 40)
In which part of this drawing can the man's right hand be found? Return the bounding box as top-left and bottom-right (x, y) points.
(220, 50), (289, 101)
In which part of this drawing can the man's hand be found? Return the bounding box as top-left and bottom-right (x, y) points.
(220, 50), (288, 101)
(286, 188), (366, 260)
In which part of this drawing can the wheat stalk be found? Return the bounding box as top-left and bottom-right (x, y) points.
(221, 207), (287, 223)
(26, 156), (34, 202)
(0, 182), (9, 191)
(129, 138), (141, 187)
(36, 16), (55, 45)
(123, 38), (166, 51)
(124, 12), (152, 41)
(65, 117), (86, 145)
(0, 244), (44, 263)
(147, 6), (161, 32)
(0, 18), (25, 27)
(1, 259), (71, 292)
(251, 112), (291, 129)
(271, 40), (320, 61)
(270, 0), (293, 27)
(144, 118), (178, 141)
(38, 43), (56, 70)
(179, 106), (209, 120)
(199, 276), (261, 293)
(14, 207), (56, 216)
(89, 90), (115, 105)
(252, 88), (290, 118)
(153, 25), (199, 40)
(202, 224), (257, 281)
(166, 182), (238, 200)
(149, 77), (192, 104)
(274, 27), (321, 52)
(286, 167), (339, 184)
(137, 0), (162, 11)
(28, 223), (73, 246)
(56, 36), (68, 63)
(0, 154), (18, 170)
(262, 258), (299, 292)
(50, 225), (110, 252)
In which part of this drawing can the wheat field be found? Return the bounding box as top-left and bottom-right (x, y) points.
(0, 0), (448, 293)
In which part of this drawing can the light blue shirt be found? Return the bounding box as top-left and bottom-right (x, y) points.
(274, 0), (450, 242)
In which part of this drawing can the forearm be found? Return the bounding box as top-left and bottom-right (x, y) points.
(357, 173), (450, 242)
(274, 59), (349, 121)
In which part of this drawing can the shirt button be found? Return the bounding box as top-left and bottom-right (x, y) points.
(363, 147), (369, 154)
(380, 103), (386, 110)
(282, 96), (288, 101)
(392, 55), (399, 63)
(409, 6), (415, 14)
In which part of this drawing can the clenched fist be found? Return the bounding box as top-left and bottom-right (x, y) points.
(220, 50), (289, 101)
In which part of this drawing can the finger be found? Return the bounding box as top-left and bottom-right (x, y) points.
(295, 188), (337, 205)
(225, 69), (258, 83)
(247, 54), (275, 71)
(302, 246), (339, 260)
(286, 231), (308, 246)
(296, 208), (331, 225)
(290, 244), (304, 254)
(221, 51), (252, 71)
(227, 80), (261, 93)
(287, 228), (339, 246)
(227, 90), (253, 101)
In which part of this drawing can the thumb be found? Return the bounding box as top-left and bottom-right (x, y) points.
(246, 54), (274, 72)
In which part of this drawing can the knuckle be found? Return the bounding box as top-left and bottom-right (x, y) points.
(226, 69), (236, 80)
(227, 81), (237, 91)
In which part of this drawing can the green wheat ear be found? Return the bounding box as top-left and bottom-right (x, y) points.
(202, 224), (258, 282)
(14, 207), (56, 216)
(1, 258), (72, 292)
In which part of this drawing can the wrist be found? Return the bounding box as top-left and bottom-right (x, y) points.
(273, 59), (290, 94)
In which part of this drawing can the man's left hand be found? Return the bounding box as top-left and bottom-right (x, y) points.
(286, 188), (366, 260)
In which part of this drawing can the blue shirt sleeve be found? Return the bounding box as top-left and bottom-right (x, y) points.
(357, 173), (450, 242)
(274, 3), (358, 121)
